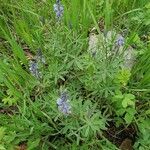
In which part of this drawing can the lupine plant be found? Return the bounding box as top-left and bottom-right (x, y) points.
(0, 0), (150, 149)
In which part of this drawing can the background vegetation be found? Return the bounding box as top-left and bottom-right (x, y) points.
(0, 0), (150, 149)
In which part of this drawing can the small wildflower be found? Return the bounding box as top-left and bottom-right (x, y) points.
(29, 60), (41, 78)
(116, 35), (124, 46)
(57, 91), (71, 115)
(53, 0), (64, 21)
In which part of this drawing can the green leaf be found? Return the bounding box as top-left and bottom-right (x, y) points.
(145, 109), (150, 115)
(124, 112), (134, 124)
(122, 94), (135, 108)
(2, 97), (17, 106)
(85, 126), (90, 137)
(0, 127), (6, 141)
(145, 2), (150, 9)
(116, 108), (126, 116)
(124, 108), (136, 124)
(122, 98), (134, 108)
(75, 60), (83, 70)
(27, 138), (40, 150)
(124, 94), (135, 100)
(122, 99), (128, 108)
(116, 69), (131, 86)
(114, 94), (124, 99)
(0, 145), (6, 150)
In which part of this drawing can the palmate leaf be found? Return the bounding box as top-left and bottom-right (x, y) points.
(122, 94), (135, 108)
(124, 107), (136, 124)
(82, 112), (107, 138)
(124, 112), (134, 124)
(122, 98), (135, 108)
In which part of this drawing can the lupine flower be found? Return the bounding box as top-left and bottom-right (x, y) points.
(29, 49), (45, 78)
(57, 91), (71, 115)
(53, 0), (64, 21)
(29, 60), (41, 78)
(36, 48), (46, 64)
(116, 35), (124, 46)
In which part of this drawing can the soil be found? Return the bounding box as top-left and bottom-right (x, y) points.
(16, 143), (27, 150)
(103, 121), (137, 150)
(0, 106), (18, 115)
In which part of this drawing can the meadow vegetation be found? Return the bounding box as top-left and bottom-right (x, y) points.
(0, 0), (150, 149)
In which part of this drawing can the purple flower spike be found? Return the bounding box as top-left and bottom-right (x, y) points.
(116, 35), (124, 46)
(53, 0), (64, 21)
(29, 60), (41, 78)
(57, 91), (71, 115)
(29, 48), (46, 78)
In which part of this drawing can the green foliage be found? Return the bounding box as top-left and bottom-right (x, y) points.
(115, 69), (131, 86)
(61, 100), (107, 144)
(112, 91), (136, 124)
(134, 119), (150, 150)
(0, 0), (150, 149)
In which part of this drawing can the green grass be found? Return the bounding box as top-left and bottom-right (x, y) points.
(0, 0), (150, 149)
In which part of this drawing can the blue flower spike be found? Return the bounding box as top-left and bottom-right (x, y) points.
(29, 48), (45, 78)
(57, 91), (71, 115)
(53, 0), (64, 21)
(29, 60), (41, 78)
(116, 35), (125, 47)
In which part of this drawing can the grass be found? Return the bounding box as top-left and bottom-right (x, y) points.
(0, 0), (150, 149)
